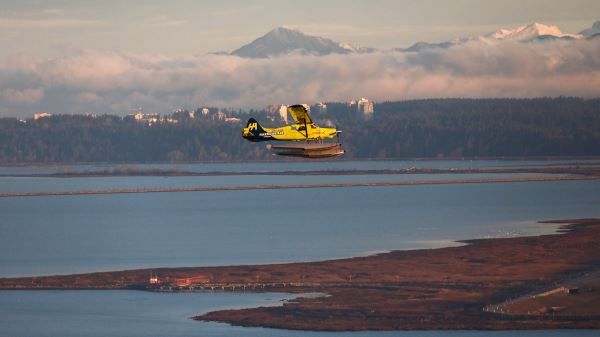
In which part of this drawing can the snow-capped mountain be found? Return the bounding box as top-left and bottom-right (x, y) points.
(229, 21), (598, 58)
(397, 22), (589, 52)
(580, 20), (600, 38)
(338, 42), (377, 53)
(483, 22), (581, 42)
(230, 27), (365, 58)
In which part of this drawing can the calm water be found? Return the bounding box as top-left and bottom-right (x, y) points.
(1, 178), (599, 277)
(0, 290), (598, 337)
(0, 172), (555, 193)
(1, 160), (599, 336)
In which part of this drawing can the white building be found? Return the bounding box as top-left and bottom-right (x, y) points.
(33, 112), (52, 120)
(134, 113), (159, 125)
(315, 102), (327, 114)
(357, 98), (374, 116)
(201, 107), (210, 116)
(266, 105), (278, 122)
(162, 118), (179, 124)
(149, 273), (160, 285)
(278, 104), (288, 123)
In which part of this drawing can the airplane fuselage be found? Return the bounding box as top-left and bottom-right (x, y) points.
(242, 122), (338, 142)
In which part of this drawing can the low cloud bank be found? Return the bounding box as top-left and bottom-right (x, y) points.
(1, 38), (600, 117)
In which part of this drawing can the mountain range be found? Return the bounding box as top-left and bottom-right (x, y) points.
(228, 21), (600, 58)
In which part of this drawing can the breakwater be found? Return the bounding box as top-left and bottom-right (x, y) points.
(1, 175), (598, 198)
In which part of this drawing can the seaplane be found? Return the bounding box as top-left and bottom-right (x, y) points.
(242, 104), (344, 158)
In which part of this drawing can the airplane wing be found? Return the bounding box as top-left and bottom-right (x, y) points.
(287, 105), (312, 125)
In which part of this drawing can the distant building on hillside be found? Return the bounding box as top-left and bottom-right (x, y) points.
(315, 102), (327, 114)
(162, 117), (178, 124)
(33, 112), (52, 120)
(134, 112), (159, 125)
(149, 272), (160, 285)
(357, 98), (374, 117)
(278, 104), (288, 123)
(172, 108), (194, 120)
(267, 104), (289, 123)
(266, 104), (279, 122)
(215, 111), (226, 120)
(266, 105), (278, 114)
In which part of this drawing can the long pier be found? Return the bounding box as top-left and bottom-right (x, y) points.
(149, 281), (324, 293)
(1, 175), (598, 198)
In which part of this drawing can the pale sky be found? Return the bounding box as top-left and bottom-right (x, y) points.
(1, 0), (599, 58)
(1, 0), (600, 117)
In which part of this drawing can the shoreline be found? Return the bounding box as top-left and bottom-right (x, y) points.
(0, 219), (555, 280)
(0, 155), (599, 167)
(1, 219), (600, 330)
(1, 165), (599, 178)
(1, 174), (599, 198)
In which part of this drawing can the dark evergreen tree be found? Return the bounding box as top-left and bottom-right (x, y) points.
(0, 98), (598, 163)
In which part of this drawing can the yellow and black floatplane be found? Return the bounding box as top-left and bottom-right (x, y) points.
(242, 105), (344, 158)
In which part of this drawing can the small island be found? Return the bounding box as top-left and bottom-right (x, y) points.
(1, 219), (599, 331)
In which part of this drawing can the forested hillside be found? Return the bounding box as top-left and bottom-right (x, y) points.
(1, 98), (599, 163)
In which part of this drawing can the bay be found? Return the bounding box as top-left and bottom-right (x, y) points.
(0, 290), (598, 337)
(1, 160), (599, 336)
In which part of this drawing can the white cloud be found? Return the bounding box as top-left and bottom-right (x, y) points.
(41, 9), (67, 16)
(1, 38), (600, 117)
(0, 18), (102, 29)
(75, 91), (101, 103)
(1, 88), (44, 105)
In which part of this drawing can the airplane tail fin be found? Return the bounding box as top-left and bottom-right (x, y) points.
(243, 118), (270, 141)
(246, 118), (259, 129)
(246, 118), (266, 133)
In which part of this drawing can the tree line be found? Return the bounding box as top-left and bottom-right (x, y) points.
(0, 97), (599, 163)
